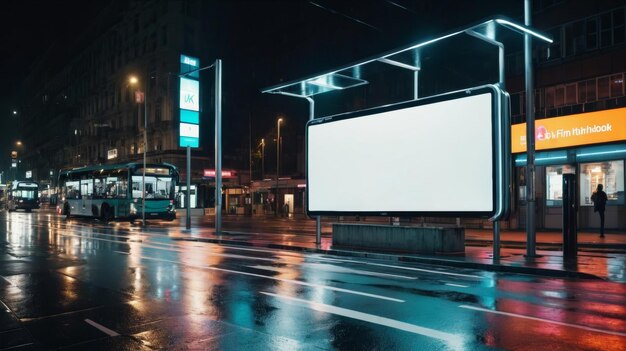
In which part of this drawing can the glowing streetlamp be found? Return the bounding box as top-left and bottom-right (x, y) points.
(128, 75), (147, 226)
(275, 118), (283, 215)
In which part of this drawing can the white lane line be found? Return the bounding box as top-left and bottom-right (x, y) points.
(121, 253), (404, 303)
(0, 275), (13, 285)
(319, 258), (483, 279)
(0, 299), (11, 312)
(84, 319), (120, 337)
(248, 264), (417, 280)
(59, 232), (277, 263)
(445, 283), (469, 288)
(459, 305), (626, 337)
(262, 292), (465, 346)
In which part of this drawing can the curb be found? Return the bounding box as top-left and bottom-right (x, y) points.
(173, 237), (603, 280)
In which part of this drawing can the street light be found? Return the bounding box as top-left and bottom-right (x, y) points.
(276, 118), (283, 215)
(260, 138), (265, 179)
(129, 75), (148, 226)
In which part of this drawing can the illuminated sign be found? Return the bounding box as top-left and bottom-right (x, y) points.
(307, 85), (508, 219)
(179, 78), (199, 111)
(512, 107), (626, 153)
(179, 54), (200, 148)
(107, 148), (118, 160)
(204, 170), (235, 178)
(25, 171), (32, 178)
(11, 162), (16, 168)
(11, 151), (17, 159)
(180, 123), (199, 138)
(181, 55), (199, 67)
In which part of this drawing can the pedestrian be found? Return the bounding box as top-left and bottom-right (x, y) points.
(591, 184), (608, 238)
(283, 202), (289, 217)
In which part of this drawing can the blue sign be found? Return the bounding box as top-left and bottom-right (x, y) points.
(180, 136), (199, 148)
(180, 110), (199, 124)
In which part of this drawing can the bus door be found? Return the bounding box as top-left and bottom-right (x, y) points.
(80, 178), (94, 216)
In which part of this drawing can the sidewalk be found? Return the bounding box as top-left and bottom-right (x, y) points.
(171, 219), (626, 283)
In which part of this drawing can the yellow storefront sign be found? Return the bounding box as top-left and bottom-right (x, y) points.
(512, 107), (626, 153)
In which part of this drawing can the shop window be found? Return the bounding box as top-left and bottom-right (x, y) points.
(580, 160), (625, 206)
(546, 165), (576, 207)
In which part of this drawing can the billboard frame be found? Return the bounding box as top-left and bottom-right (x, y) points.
(305, 84), (509, 220)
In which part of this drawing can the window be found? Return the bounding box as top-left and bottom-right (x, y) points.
(584, 79), (597, 101)
(598, 76), (610, 99)
(613, 8), (625, 45)
(580, 160), (624, 206)
(578, 81), (586, 102)
(565, 84), (577, 105)
(542, 27), (561, 61)
(546, 165), (576, 207)
(611, 74), (624, 97)
(81, 179), (94, 199)
(66, 180), (80, 199)
(586, 18), (598, 50)
(600, 12), (612, 47)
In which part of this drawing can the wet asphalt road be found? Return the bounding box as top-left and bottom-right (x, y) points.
(1, 211), (626, 350)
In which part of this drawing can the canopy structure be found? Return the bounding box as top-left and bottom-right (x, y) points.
(262, 16), (552, 99)
(262, 16), (552, 249)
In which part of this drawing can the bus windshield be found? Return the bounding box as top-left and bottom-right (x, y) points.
(132, 175), (174, 199)
(15, 189), (37, 199)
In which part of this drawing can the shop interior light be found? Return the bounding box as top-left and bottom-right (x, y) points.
(577, 149), (626, 157)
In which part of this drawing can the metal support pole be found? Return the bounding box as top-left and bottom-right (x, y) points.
(304, 97), (321, 245)
(142, 81), (147, 227)
(525, 0), (537, 257)
(413, 70), (419, 100)
(276, 119), (281, 216)
(186, 146), (191, 229)
(215, 59), (223, 234)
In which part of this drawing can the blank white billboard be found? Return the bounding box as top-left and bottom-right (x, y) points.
(307, 87), (501, 217)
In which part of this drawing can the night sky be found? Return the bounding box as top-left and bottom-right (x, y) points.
(1, 0), (522, 174)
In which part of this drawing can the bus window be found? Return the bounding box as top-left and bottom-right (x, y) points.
(94, 178), (105, 198)
(66, 181), (80, 199)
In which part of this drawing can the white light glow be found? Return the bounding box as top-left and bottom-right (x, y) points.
(308, 92), (494, 213)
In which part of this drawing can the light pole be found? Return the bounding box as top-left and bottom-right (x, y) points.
(129, 75), (147, 226)
(275, 118), (283, 215)
(261, 138), (265, 179)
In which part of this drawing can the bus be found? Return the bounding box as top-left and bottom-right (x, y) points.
(57, 162), (178, 223)
(6, 180), (40, 212)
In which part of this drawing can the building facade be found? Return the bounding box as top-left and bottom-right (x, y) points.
(18, 0), (210, 190)
(506, 0), (626, 230)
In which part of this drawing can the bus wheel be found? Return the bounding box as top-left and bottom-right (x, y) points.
(25, 209), (32, 213)
(129, 219), (136, 225)
(101, 204), (112, 223)
(64, 204), (71, 219)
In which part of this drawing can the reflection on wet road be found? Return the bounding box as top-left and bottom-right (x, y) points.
(1, 211), (625, 350)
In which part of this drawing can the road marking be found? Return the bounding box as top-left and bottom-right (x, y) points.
(248, 264), (417, 280)
(445, 283), (469, 288)
(319, 258), (484, 279)
(459, 305), (626, 337)
(123, 253), (404, 302)
(262, 292), (465, 347)
(84, 319), (120, 337)
(0, 275), (13, 285)
(0, 300), (11, 312)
